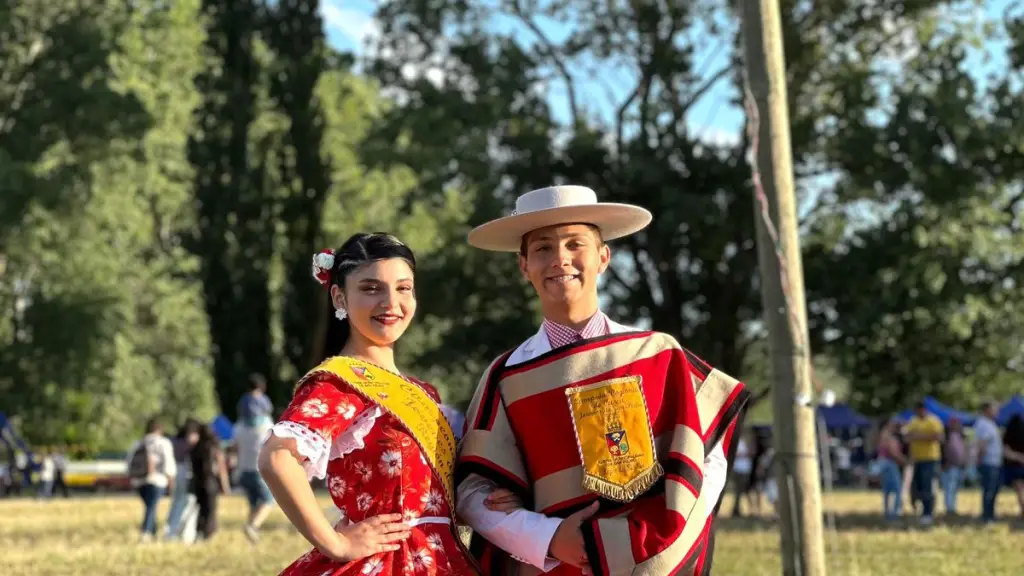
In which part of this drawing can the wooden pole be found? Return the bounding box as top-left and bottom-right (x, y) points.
(740, 1), (827, 575)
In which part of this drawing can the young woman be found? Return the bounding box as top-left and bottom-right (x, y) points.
(877, 418), (906, 519)
(259, 233), (479, 576)
(165, 418), (201, 539)
(191, 423), (231, 540)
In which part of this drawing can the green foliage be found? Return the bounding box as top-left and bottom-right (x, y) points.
(362, 0), (762, 400)
(801, 5), (1024, 414)
(188, 0), (467, 411)
(364, 0), (1022, 412)
(0, 0), (217, 451)
(3, 0), (1021, 448)
(0, 0), (148, 234)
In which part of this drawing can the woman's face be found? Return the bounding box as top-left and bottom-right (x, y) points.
(332, 258), (417, 348)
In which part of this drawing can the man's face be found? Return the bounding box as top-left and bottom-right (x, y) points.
(518, 223), (610, 307)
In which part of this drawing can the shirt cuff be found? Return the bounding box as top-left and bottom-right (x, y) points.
(456, 474), (563, 572)
(525, 515), (562, 572)
(702, 440), (728, 511)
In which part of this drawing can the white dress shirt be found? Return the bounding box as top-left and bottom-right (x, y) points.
(456, 318), (729, 571)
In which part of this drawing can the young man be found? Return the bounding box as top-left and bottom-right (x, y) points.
(902, 402), (944, 525)
(456, 186), (750, 576)
(973, 401), (1002, 524)
(237, 373), (274, 427)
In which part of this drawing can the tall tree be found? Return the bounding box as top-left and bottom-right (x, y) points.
(801, 6), (1024, 412)
(364, 0), (1022, 409)
(363, 0), (758, 401)
(0, 0), (217, 449)
(0, 0), (147, 237)
(263, 0), (334, 390)
(188, 0), (269, 420)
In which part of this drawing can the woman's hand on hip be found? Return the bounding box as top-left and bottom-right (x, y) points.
(327, 513), (411, 562)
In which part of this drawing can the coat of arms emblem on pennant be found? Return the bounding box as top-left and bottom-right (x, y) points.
(606, 429), (629, 456)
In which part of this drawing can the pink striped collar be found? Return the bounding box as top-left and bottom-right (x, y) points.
(541, 311), (610, 350)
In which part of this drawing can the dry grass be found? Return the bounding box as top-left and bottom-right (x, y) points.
(0, 490), (1020, 575)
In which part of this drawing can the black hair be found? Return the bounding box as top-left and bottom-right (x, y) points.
(145, 418), (162, 434)
(196, 423), (217, 446)
(176, 417), (201, 440)
(320, 233), (417, 362)
(248, 373), (267, 392)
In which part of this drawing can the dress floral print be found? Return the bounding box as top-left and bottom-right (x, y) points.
(272, 370), (476, 576)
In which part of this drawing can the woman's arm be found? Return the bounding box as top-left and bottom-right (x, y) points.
(259, 435), (348, 560)
(259, 433), (411, 562)
(259, 378), (414, 562)
(216, 449), (231, 493)
(888, 436), (907, 466)
(1004, 445), (1024, 465)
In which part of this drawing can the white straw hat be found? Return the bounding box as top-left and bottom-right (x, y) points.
(467, 185), (652, 252)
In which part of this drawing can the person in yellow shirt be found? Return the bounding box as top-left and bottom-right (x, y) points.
(903, 402), (944, 525)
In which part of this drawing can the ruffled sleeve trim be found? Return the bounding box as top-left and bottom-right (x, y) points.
(264, 407), (383, 481)
(331, 406), (381, 460)
(265, 421), (331, 481)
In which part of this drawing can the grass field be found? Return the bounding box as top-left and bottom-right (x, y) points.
(1, 490), (1020, 575)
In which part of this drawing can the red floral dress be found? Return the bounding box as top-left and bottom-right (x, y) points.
(270, 372), (477, 576)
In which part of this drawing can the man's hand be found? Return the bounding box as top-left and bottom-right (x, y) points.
(483, 488), (523, 513)
(548, 501), (600, 574)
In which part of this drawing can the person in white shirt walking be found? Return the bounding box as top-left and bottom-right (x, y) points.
(974, 401), (1003, 524)
(457, 186), (750, 576)
(234, 418), (275, 543)
(37, 450), (55, 498)
(730, 430), (755, 517)
(125, 419), (177, 542)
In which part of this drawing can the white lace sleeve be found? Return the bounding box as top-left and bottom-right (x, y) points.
(330, 407), (382, 460)
(265, 421), (331, 481)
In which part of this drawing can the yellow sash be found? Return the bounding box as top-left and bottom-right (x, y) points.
(308, 356), (458, 512)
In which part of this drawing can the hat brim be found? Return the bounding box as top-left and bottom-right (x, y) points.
(467, 203), (653, 252)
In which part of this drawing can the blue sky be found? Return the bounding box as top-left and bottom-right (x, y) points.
(322, 0), (1017, 146)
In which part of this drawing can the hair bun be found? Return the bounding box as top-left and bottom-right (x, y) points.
(311, 250), (335, 285)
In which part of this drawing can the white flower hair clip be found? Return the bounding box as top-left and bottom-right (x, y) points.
(311, 250), (335, 286)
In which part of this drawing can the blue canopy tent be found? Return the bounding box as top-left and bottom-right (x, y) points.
(817, 403), (873, 430)
(211, 414), (235, 442)
(897, 396), (977, 426)
(997, 395), (1024, 426)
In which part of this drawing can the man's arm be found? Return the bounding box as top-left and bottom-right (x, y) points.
(702, 440), (728, 513)
(456, 474), (562, 572)
(974, 423), (989, 458)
